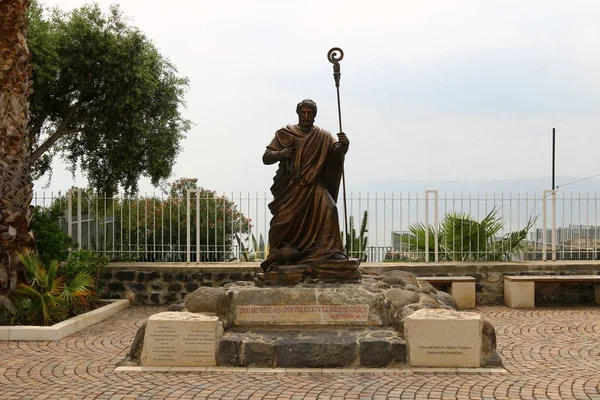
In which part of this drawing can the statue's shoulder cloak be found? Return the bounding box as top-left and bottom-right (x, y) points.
(267, 124), (343, 203)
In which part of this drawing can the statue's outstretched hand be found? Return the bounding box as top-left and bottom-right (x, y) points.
(278, 148), (294, 160)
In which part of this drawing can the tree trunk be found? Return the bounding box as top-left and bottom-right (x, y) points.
(0, 0), (33, 295)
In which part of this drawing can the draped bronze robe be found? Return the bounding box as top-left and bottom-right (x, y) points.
(265, 124), (346, 264)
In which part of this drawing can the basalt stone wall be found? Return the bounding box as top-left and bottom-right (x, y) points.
(367, 262), (600, 305)
(100, 263), (260, 305)
(102, 262), (600, 305)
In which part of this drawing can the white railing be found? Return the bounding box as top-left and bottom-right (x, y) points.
(31, 190), (600, 263)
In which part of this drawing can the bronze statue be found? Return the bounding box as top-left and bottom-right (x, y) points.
(259, 99), (360, 285)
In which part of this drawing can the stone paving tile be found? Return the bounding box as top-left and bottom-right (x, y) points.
(1, 305), (600, 399)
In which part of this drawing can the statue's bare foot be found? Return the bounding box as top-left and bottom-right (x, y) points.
(329, 252), (348, 261)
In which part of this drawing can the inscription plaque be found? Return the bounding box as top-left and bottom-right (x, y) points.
(235, 304), (369, 325)
(141, 312), (223, 367)
(406, 309), (482, 367)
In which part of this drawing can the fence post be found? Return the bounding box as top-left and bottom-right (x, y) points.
(542, 190), (556, 261)
(425, 190), (439, 262)
(67, 188), (82, 249)
(186, 189), (191, 263)
(67, 189), (72, 239)
(551, 190), (557, 261)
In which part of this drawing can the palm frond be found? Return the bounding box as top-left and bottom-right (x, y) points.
(61, 271), (94, 304)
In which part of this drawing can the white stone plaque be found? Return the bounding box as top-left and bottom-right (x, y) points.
(141, 312), (223, 367)
(235, 304), (369, 325)
(405, 309), (482, 368)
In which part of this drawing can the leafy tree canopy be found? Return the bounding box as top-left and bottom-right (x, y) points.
(28, 1), (191, 194)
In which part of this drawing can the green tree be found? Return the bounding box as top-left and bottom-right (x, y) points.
(42, 179), (252, 262)
(398, 208), (535, 262)
(27, 2), (191, 194)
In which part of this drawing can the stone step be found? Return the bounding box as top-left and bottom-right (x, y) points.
(217, 327), (406, 368)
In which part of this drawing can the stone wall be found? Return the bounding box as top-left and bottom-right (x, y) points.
(102, 261), (600, 306)
(100, 263), (258, 305)
(367, 262), (600, 305)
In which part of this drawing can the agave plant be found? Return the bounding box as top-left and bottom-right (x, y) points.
(14, 248), (95, 325)
(399, 208), (536, 262)
(234, 233), (269, 262)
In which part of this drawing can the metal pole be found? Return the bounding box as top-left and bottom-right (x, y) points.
(552, 128), (556, 190)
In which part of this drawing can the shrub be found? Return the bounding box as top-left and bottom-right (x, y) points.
(63, 250), (107, 292)
(10, 249), (95, 326)
(32, 203), (74, 266)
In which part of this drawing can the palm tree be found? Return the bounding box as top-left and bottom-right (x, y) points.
(0, 0), (34, 306)
(399, 208), (535, 262)
(345, 211), (368, 261)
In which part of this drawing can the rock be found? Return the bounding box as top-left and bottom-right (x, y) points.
(217, 336), (243, 366)
(481, 319), (503, 367)
(418, 280), (438, 294)
(419, 294), (440, 308)
(404, 284), (419, 292)
(166, 302), (186, 312)
(392, 303), (426, 333)
(119, 321), (146, 366)
(242, 341), (274, 367)
(274, 337), (356, 368)
(390, 338), (407, 363)
(359, 337), (392, 367)
(384, 288), (420, 310)
(435, 291), (458, 310)
(375, 282), (391, 289)
(382, 271), (419, 287)
(184, 287), (230, 319)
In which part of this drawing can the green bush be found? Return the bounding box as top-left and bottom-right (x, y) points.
(32, 203), (74, 266)
(63, 250), (107, 292)
(10, 249), (95, 326)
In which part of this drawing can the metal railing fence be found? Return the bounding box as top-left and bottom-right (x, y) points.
(31, 189), (600, 263)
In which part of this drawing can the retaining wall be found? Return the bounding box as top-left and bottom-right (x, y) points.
(101, 261), (600, 306)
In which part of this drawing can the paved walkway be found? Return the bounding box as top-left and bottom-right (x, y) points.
(1, 305), (599, 399)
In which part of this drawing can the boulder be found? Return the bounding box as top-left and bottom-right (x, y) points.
(118, 321), (147, 366)
(418, 280), (438, 294)
(418, 294), (440, 308)
(436, 290), (458, 309)
(384, 288), (420, 310)
(184, 287), (230, 320)
(382, 271), (419, 287)
(481, 319), (503, 367)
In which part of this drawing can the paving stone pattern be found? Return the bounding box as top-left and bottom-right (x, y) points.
(1, 305), (599, 399)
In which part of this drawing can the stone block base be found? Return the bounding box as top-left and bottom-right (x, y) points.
(217, 328), (406, 368)
(141, 312), (223, 367)
(406, 309), (482, 368)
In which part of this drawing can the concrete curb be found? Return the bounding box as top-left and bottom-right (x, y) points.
(0, 299), (130, 341)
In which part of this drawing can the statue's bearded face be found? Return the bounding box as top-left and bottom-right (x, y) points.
(298, 106), (316, 131)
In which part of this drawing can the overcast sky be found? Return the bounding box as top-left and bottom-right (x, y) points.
(36, 0), (600, 196)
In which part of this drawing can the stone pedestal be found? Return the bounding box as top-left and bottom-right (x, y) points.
(255, 259), (361, 286)
(229, 285), (388, 327)
(141, 312), (223, 367)
(405, 309), (482, 368)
